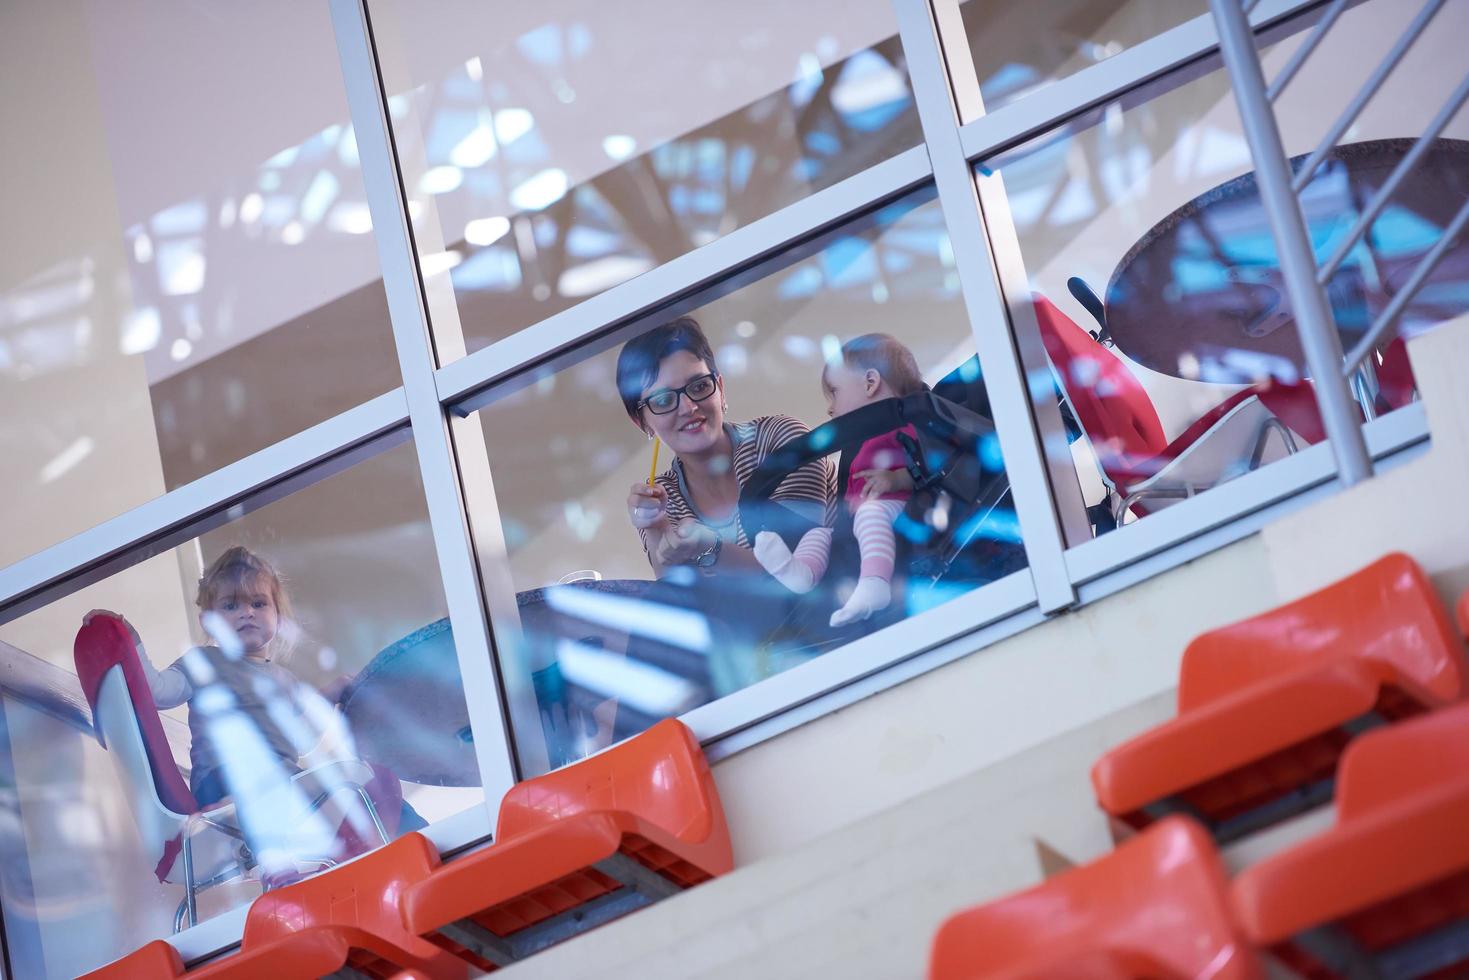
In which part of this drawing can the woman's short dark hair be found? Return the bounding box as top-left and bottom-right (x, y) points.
(615, 316), (719, 424)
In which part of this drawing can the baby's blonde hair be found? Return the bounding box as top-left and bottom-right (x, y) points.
(196, 546), (294, 656)
(825, 333), (926, 397)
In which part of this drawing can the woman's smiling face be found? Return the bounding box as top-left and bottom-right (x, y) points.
(639, 349), (726, 455)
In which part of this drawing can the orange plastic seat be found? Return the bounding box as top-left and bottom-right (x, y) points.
(79, 939), (187, 979)
(402, 718), (731, 971)
(1092, 553), (1467, 841)
(928, 816), (1262, 980)
(1233, 701), (1469, 979)
(86, 833), (466, 979)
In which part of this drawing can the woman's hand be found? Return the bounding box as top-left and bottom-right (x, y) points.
(629, 483), (714, 567)
(856, 467), (915, 500)
(627, 482), (670, 532)
(83, 609), (146, 659)
(656, 520), (719, 566)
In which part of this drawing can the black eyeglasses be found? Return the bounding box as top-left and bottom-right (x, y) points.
(637, 373), (718, 415)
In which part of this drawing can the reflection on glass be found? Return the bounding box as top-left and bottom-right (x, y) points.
(368, 0), (921, 355)
(987, 0), (1468, 537)
(468, 190), (1027, 776)
(0, 3), (399, 569)
(0, 440), (479, 977)
(958, 0), (1208, 114)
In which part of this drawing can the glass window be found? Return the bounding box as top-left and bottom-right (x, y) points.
(0, 438), (482, 977)
(461, 188), (1028, 777)
(0, 1), (402, 569)
(366, 0), (921, 357)
(983, 0), (1467, 543)
(957, 0), (1208, 115)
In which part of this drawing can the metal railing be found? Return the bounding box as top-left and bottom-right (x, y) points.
(1211, 0), (1468, 486)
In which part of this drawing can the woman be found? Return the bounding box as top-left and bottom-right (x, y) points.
(619, 316), (836, 593)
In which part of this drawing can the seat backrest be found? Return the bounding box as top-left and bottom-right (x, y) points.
(931, 354), (993, 420)
(75, 616), (197, 815)
(242, 831), (442, 953)
(75, 617), (197, 880)
(1253, 378), (1327, 445)
(928, 817), (1260, 980)
(79, 939), (186, 980)
(1333, 700), (1469, 823)
(1179, 553), (1468, 712)
(96, 671), (195, 872)
(495, 718), (722, 848)
(1031, 294), (1167, 470)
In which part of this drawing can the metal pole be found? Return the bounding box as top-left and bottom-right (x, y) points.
(1265, 0), (1348, 103)
(330, 0), (519, 803)
(1290, 0), (1447, 194)
(1210, 0), (1372, 485)
(1344, 196), (1469, 374)
(1317, 70), (1469, 284)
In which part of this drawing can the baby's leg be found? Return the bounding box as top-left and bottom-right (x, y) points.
(754, 527), (833, 594)
(831, 499), (905, 627)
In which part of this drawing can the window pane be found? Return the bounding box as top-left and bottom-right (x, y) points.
(957, 0), (1208, 115)
(0, 2), (401, 568)
(367, 0), (921, 357)
(986, 0), (1466, 543)
(462, 188), (1028, 777)
(0, 438), (481, 977)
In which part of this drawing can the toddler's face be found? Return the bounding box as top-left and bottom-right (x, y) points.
(210, 587), (279, 656)
(822, 363), (876, 418)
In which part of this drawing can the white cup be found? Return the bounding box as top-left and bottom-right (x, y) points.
(558, 569), (603, 585)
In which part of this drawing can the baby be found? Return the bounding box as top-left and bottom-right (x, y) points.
(755, 333), (924, 627)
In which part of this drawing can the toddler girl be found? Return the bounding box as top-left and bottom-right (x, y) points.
(88, 546), (419, 873)
(128, 547), (350, 805)
(754, 334), (924, 627)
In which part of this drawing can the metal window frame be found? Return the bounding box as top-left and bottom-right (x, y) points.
(895, 0), (1080, 614)
(955, 0), (1349, 162)
(435, 144), (936, 411)
(0, 390), (411, 624)
(0, 0), (1435, 965)
(328, 0), (518, 818)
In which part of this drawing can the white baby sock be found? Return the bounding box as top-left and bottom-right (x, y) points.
(830, 576), (892, 627)
(753, 531), (817, 594)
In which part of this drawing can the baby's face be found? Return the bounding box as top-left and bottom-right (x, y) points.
(208, 587), (279, 656)
(822, 363), (877, 418)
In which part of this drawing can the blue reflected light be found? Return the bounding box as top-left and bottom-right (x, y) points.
(957, 507), (1023, 545)
(517, 24), (563, 67)
(978, 432), (1005, 472)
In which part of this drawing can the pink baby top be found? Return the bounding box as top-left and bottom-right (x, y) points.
(846, 424), (917, 507)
